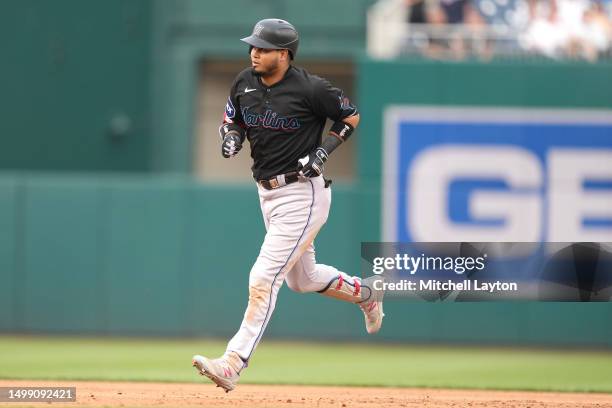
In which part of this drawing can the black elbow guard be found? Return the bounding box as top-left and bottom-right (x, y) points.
(329, 121), (354, 142)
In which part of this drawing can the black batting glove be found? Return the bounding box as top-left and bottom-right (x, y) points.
(221, 133), (243, 158)
(298, 147), (329, 178)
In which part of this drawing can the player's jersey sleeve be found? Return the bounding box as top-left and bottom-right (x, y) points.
(220, 74), (247, 140)
(310, 76), (358, 121)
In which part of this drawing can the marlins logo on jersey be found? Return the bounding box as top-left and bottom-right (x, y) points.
(339, 94), (356, 116)
(224, 97), (236, 122)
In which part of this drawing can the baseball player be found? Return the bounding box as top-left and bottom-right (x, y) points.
(192, 18), (384, 392)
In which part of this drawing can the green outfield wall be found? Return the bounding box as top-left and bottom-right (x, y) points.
(0, 173), (611, 346)
(0, 0), (374, 173)
(2, 23), (612, 347)
(0, 0), (154, 172)
(0, 174), (362, 339)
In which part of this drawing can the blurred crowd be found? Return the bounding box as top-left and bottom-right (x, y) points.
(404, 0), (612, 61)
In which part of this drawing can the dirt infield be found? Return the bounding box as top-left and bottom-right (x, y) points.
(1, 380), (611, 408)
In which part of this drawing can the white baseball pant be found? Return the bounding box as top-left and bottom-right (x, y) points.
(225, 175), (359, 367)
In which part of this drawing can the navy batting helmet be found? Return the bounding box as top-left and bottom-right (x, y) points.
(241, 19), (299, 59)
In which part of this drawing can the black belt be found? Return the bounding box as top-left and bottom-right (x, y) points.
(258, 171), (300, 190)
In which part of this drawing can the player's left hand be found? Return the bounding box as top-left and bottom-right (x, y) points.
(297, 147), (329, 178)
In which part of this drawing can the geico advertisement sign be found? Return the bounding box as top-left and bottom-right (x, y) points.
(382, 107), (612, 242)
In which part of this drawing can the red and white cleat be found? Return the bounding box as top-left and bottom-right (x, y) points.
(192, 354), (241, 393)
(359, 299), (384, 334)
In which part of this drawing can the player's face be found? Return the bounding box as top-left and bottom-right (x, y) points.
(250, 47), (284, 76)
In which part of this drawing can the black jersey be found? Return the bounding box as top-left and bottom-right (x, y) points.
(222, 65), (357, 181)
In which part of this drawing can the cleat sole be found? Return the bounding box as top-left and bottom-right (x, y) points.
(192, 356), (236, 392)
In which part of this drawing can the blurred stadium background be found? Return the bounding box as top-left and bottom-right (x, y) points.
(1, 0), (612, 395)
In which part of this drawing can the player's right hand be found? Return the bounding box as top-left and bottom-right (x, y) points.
(222, 133), (243, 158)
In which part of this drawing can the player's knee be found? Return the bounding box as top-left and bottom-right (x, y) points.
(285, 277), (309, 293)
